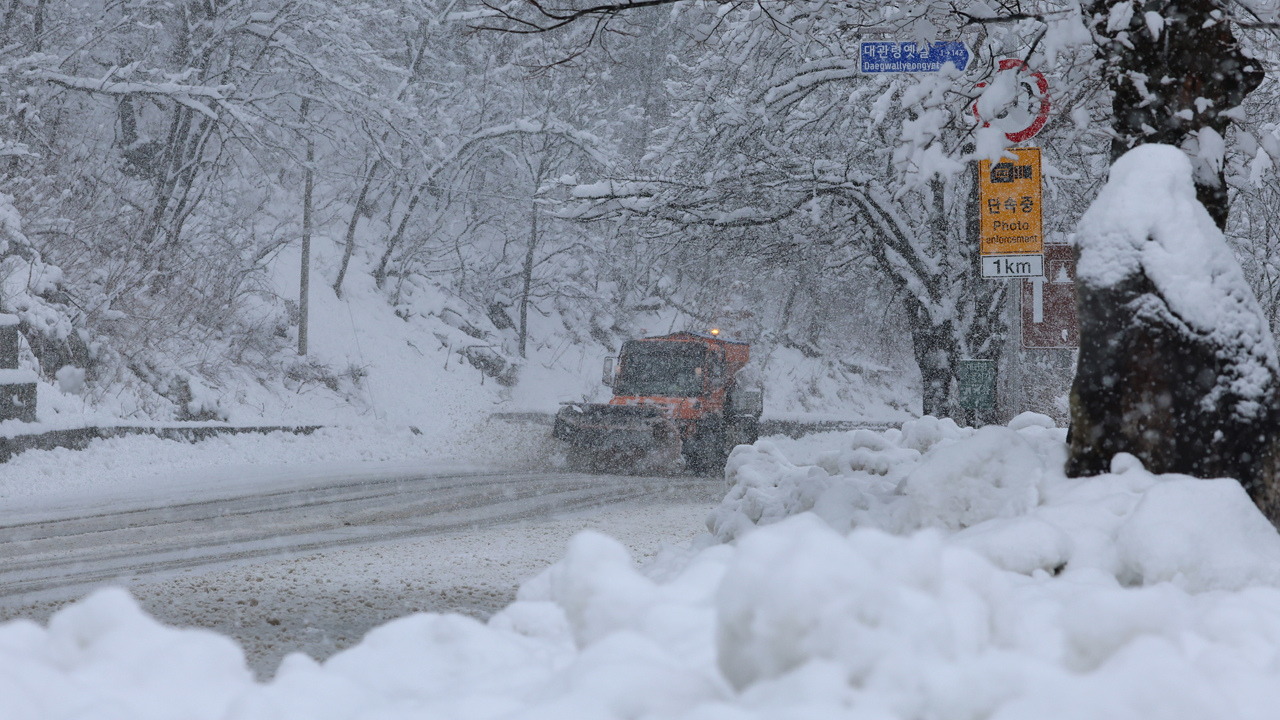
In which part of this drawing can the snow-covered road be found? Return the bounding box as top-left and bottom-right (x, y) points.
(0, 468), (717, 599)
(0, 467), (723, 677)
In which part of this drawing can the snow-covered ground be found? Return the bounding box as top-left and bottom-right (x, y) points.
(0, 420), (726, 680)
(0, 419), (558, 508)
(9, 414), (1280, 718)
(1, 498), (717, 680)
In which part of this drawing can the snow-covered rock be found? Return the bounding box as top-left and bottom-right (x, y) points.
(1068, 143), (1280, 522)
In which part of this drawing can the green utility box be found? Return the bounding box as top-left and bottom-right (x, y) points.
(959, 359), (997, 411)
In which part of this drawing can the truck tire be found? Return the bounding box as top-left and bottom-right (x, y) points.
(684, 416), (727, 476)
(728, 416), (759, 448)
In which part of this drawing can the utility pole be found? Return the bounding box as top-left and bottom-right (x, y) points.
(299, 97), (313, 356)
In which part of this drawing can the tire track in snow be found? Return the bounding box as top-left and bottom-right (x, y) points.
(0, 470), (720, 600)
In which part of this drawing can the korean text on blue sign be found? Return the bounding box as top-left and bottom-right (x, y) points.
(859, 41), (971, 73)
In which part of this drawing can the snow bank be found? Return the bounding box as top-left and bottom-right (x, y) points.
(712, 412), (1280, 590)
(11, 414), (1280, 718)
(0, 420), (560, 510)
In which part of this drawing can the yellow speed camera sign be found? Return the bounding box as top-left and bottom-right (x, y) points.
(979, 147), (1042, 256)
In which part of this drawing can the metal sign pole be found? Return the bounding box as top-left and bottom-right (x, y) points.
(1010, 272), (1023, 418)
(964, 143), (981, 427)
(969, 64), (1055, 423)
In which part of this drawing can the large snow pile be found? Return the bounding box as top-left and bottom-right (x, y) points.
(10, 415), (1280, 718)
(712, 414), (1280, 589)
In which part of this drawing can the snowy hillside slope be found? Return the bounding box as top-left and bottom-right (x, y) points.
(8, 416), (1280, 719)
(259, 238), (917, 425)
(5, 233), (916, 438)
(5, 190), (916, 438)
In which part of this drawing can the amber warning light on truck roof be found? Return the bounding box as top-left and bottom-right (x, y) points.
(710, 328), (720, 336)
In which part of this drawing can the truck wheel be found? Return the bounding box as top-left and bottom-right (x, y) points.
(684, 416), (727, 476)
(705, 437), (729, 475)
(684, 446), (721, 476)
(729, 417), (759, 447)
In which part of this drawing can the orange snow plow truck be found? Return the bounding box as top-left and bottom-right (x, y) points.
(553, 331), (763, 474)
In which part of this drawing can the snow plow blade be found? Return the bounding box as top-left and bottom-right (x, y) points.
(553, 403), (681, 472)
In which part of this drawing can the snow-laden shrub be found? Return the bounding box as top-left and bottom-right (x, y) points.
(0, 192), (90, 375)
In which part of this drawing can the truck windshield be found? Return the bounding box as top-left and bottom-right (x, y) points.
(615, 343), (705, 397)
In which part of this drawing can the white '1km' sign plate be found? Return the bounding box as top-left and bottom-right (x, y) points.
(982, 254), (1043, 279)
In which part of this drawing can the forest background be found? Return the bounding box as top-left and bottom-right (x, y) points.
(2, 0), (1277, 425)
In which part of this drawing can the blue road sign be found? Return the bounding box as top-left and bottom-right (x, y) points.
(859, 41), (971, 73)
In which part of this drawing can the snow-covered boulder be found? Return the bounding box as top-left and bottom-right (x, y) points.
(1068, 144), (1280, 522)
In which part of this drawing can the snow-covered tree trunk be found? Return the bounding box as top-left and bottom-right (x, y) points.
(1089, 0), (1263, 229)
(519, 201), (539, 359)
(906, 304), (959, 418)
(1066, 145), (1280, 523)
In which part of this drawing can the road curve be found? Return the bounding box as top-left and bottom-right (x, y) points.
(0, 469), (722, 601)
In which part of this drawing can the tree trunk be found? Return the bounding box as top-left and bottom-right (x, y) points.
(848, 185), (980, 422)
(1066, 147), (1280, 523)
(1069, 2), (1276, 519)
(518, 202), (538, 358)
(1091, 0), (1263, 229)
(333, 159), (380, 299)
(1, 0), (18, 47)
(374, 191), (422, 289)
(907, 298), (959, 418)
(31, 0), (44, 51)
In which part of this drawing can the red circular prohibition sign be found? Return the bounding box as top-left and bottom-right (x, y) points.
(973, 59), (1050, 143)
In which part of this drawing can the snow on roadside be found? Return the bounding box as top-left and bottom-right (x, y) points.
(9, 414), (1280, 718)
(0, 419), (560, 509)
(1, 500), (719, 681)
(712, 413), (1280, 589)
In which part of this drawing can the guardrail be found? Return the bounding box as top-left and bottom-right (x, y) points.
(0, 424), (323, 463)
(488, 412), (902, 439)
(757, 419), (901, 438)
(0, 414), (906, 465)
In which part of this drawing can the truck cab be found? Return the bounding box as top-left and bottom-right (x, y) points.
(555, 331), (762, 474)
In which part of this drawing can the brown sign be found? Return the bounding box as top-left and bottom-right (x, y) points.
(1021, 243), (1077, 349)
(979, 147), (1043, 256)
